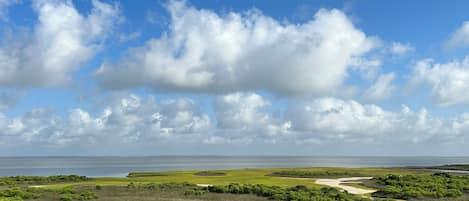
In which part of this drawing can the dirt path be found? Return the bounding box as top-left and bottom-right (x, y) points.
(315, 177), (376, 195)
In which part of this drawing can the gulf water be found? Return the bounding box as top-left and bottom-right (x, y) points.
(0, 156), (468, 177)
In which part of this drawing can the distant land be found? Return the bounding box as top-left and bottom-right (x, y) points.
(1, 163), (469, 200)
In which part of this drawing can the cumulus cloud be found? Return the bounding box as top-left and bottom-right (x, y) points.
(213, 92), (290, 142)
(208, 95), (464, 145)
(286, 98), (457, 144)
(0, 94), (211, 146)
(389, 42), (414, 55)
(95, 0), (377, 96)
(200, 92), (467, 146)
(0, 92), (467, 148)
(445, 21), (469, 49)
(364, 72), (396, 101)
(287, 98), (393, 142)
(0, 0), (119, 87)
(410, 57), (469, 106)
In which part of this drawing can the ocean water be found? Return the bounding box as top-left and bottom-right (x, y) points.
(0, 156), (468, 177)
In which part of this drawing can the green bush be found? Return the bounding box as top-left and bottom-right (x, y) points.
(372, 173), (469, 199)
(126, 182), (196, 190)
(127, 172), (168, 177)
(0, 175), (88, 186)
(193, 171), (226, 176)
(56, 187), (77, 194)
(0, 187), (42, 199)
(78, 191), (98, 200)
(269, 170), (366, 178)
(59, 194), (73, 201)
(0, 198), (23, 201)
(58, 190), (98, 201)
(184, 188), (207, 196)
(207, 183), (367, 201)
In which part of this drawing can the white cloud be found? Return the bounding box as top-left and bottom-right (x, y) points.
(287, 98), (393, 142)
(364, 72), (396, 101)
(389, 42), (414, 55)
(208, 93), (465, 145)
(0, 94), (211, 146)
(349, 57), (382, 79)
(410, 57), (469, 106)
(207, 94), (464, 145)
(0, 93), (468, 149)
(95, 0), (377, 96)
(445, 21), (469, 49)
(0, 0), (119, 87)
(286, 98), (455, 144)
(213, 92), (290, 142)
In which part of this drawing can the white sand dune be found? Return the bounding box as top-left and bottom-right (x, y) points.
(315, 177), (376, 195)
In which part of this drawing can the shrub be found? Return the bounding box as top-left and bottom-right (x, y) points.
(184, 189), (207, 196)
(58, 191), (98, 201)
(126, 182), (196, 190)
(372, 174), (469, 199)
(0, 198), (23, 201)
(78, 191), (98, 200)
(0, 175), (88, 186)
(269, 170), (366, 178)
(193, 171), (226, 176)
(0, 187), (42, 199)
(207, 183), (366, 201)
(59, 194), (73, 201)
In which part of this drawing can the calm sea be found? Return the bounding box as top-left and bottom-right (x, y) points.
(0, 156), (468, 177)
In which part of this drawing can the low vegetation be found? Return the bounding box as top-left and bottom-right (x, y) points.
(269, 170), (367, 178)
(124, 168), (322, 187)
(372, 173), (469, 200)
(1, 167), (467, 200)
(126, 172), (168, 177)
(0, 186), (98, 201)
(0, 187), (43, 200)
(108, 181), (372, 201)
(91, 184), (269, 201)
(428, 164), (469, 171)
(126, 182), (196, 190)
(207, 183), (371, 201)
(268, 167), (415, 179)
(55, 187), (99, 201)
(0, 175), (88, 186)
(194, 171), (226, 176)
(0, 180), (373, 201)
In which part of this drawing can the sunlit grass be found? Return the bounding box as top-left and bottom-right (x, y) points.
(32, 167), (418, 189)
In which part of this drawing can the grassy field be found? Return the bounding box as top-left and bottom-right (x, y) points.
(3, 166), (460, 201)
(35, 167), (417, 189)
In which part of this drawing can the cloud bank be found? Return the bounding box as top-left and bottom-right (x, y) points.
(95, 0), (377, 96)
(0, 94), (211, 146)
(1, 93), (467, 150)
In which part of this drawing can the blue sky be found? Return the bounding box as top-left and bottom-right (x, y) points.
(1, 0), (469, 156)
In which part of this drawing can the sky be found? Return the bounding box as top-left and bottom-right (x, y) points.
(1, 0), (469, 156)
